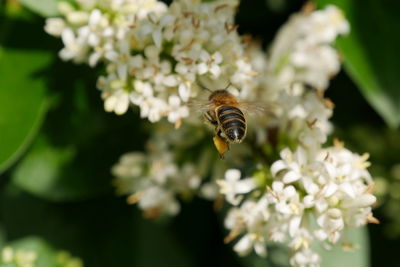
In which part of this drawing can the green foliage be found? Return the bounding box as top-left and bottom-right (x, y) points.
(6, 237), (58, 266)
(17, 0), (61, 17)
(11, 136), (79, 201)
(1, 236), (83, 267)
(0, 49), (50, 174)
(316, 0), (400, 128)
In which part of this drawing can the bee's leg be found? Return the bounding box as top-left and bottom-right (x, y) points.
(216, 129), (230, 151)
(213, 128), (230, 159)
(216, 128), (223, 139)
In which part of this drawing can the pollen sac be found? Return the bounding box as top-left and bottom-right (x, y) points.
(213, 135), (229, 159)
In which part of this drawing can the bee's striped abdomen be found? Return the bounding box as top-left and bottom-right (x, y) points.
(217, 106), (246, 143)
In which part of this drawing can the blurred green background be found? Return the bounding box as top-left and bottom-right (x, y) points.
(0, 0), (400, 266)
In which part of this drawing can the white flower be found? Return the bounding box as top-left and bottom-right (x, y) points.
(200, 182), (220, 200)
(103, 89), (130, 115)
(59, 27), (89, 62)
(112, 133), (211, 218)
(44, 18), (66, 36)
(225, 197), (270, 257)
(301, 5), (350, 44)
(167, 95), (189, 125)
(234, 233), (267, 257)
(290, 247), (321, 267)
(315, 208), (344, 243)
(138, 186), (180, 216)
(271, 147), (308, 184)
(217, 169), (257, 205)
(197, 51), (223, 78)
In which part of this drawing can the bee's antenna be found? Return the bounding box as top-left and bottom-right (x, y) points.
(223, 82), (232, 90)
(197, 83), (213, 93)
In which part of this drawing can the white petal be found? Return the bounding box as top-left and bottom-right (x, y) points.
(343, 194), (376, 208)
(163, 75), (178, 87)
(88, 33), (99, 46)
(61, 28), (75, 46)
(117, 64), (128, 81)
(144, 45), (159, 59)
(314, 229), (327, 241)
(152, 30), (163, 48)
(199, 50), (210, 61)
(254, 241), (267, 257)
(283, 185), (296, 198)
(272, 181), (284, 192)
(271, 160), (287, 176)
(44, 18), (65, 36)
(178, 83), (190, 102)
(89, 52), (101, 67)
(315, 199), (328, 212)
(104, 95), (117, 112)
(283, 170), (300, 184)
(209, 65), (221, 78)
(279, 148), (292, 160)
(358, 194), (377, 207)
(340, 182), (356, 198)
(160, 14), (175, 26)
(225, 169), (241, 181)
(89, 9), (102, 25)
(103, 26), (114, 37)
(303, 195), (314, 208)
(105, 50), (119, 61)
(233, 234), (252, 256)
(289, 216), (302, 237)
(235, 179), (257, 194)
(323, 182), (338, 197)
(197, 63), (208, 75)
(119, 39), (130, 53)
(67, 11), (89, 25)
(212, 51), (223, 63)
(168, 95), (181, 107)
(115, 94), (129, 115)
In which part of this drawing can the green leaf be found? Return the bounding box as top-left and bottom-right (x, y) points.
(7, 237), (58, 266)
(11, 135), (109, 201)
(11, 136), (79, 201)
(316, 0), (400, 128)
(4, 236), (83, 267)
(0, 49), (50, 174)
(17, 0), (60, 17)
(317, 227), (369, 267)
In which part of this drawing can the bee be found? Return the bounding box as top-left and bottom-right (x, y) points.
(200, 84), (248, 158)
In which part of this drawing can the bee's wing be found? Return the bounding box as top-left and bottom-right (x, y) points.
(187, 98), (213, 114)
(239, 101), (275, 118)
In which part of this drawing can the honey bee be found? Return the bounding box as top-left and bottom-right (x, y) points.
(200, 84), (249, 158)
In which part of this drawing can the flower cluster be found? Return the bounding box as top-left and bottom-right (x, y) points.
(214, 5), (377, 266)
(267, 4), (349, 91)
(220, 142), (377, 265)
(112, 139), (202, 217)
(45, 0), (255, 127)
(267, 5), (349, 151)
